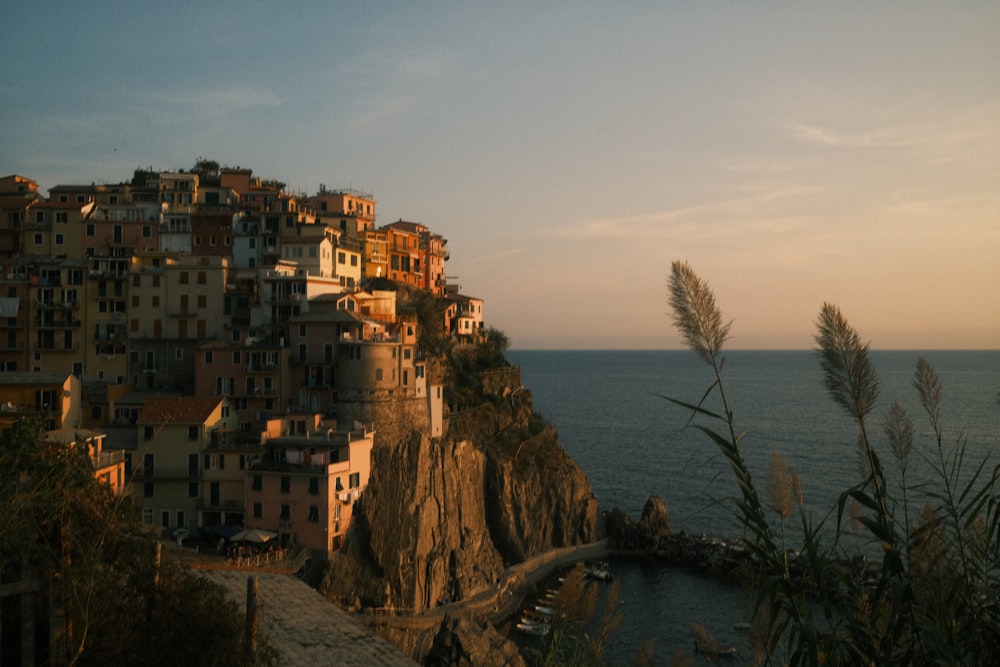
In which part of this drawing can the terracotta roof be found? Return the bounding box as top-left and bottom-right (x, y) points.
(139, 396), (223, 425)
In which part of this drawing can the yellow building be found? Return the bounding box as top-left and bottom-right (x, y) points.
(127, 253), (229, 390)
(0, 371), (81, 431)
(134, 396), (239, 534)
(44, 427), (126, 494)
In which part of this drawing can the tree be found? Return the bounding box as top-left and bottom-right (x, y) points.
(0, 418), (251, 666)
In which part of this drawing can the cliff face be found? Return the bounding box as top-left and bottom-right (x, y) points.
(484, 426), (598, 563)
(320, 388), (598, 614)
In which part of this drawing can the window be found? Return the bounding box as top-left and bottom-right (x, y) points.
(144, 482), (154, 498)
(55, 211), (67, 223)
(308, 505), (319, 522)
(222, 404), (230, 418)
(197, 271), (206, 284)
(55, 233), (64, 245)
(280, 476), (290, 493)
(179, 272), (189, 284)
(86, 223), (95, 237)
(152, 295), (159, 307)
(375, 368), (383, 381)
(188, 482), (198, 498)
(142, 225), (151, 238)
(338, 251), (346, 264)
(351, 255), (358, 267)
(197, 294), (206, 308)
(188, 425), (199, 441)
(349, 472), (361, 488)
(144, 425), (154, 441)
(175, 348), (183, 360)
(280, 504), (290, 520)
(205, 350), (214, 363)
(253, 502), (262, 519)
(252, 474), (262, 491)
(308, 478), (319, 495)
(33, 233), (42, 245)
(233, 350), (240, 364)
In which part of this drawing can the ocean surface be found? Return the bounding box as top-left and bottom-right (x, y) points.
(506, 349), (1000, 665)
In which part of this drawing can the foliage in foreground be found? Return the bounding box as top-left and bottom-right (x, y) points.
(664, 260), (1000, 665)
(0, 418), (253, 666)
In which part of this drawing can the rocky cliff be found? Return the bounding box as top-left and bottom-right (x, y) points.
(310, 290), (599, 663)
(314, 348), (597, 663)
(319, 386), (598, 612)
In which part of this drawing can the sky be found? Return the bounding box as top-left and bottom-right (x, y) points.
(3, 2), (998, 350)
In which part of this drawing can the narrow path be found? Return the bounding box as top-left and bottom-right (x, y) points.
(368, 539), (610, 633)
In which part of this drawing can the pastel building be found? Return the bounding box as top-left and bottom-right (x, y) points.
(0, 371), (81, 431)
(44, 427), (126, 494)
(246, 415), (374, 555)
(134, 396), (239, 533)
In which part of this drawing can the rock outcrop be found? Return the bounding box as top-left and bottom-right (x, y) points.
(324, 433), (506, 612)
(605, 494), (672, 551)
(316, 365), (598, 664)
(321, 389), (598, 612)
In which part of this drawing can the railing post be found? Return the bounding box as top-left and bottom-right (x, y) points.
(244, 575), (259, 664)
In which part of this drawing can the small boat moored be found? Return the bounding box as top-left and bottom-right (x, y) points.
(584, 561), (613, 581)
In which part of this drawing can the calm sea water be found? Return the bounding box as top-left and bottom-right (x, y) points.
(507, 349), (1000, 665)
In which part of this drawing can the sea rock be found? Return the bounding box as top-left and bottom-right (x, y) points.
(638, 494), (672, 543)
(605, 507), (642, 550)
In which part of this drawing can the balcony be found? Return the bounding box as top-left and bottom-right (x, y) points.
(93, 450), (125, 469)
(197, 498), (245, 511)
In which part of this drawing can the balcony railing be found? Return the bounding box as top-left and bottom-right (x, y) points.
(93, 450), (125, 469)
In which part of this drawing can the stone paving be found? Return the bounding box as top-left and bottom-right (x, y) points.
(197, 569), (418, 666)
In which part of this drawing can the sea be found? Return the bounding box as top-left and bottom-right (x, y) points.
(506, 349), (1000, 665)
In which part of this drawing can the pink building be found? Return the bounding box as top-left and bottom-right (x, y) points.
(246, 415), (374, 556)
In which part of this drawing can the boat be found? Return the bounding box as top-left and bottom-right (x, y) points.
(521, 610), (550, 625)
(516, 620), (550, 636)
(584, 561), (613, 581)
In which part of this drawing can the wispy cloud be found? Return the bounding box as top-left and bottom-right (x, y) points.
(549, 185), (827, 241)
(791, 98), (1000, 165)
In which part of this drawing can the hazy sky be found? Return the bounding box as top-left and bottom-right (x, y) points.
(3, 2), (998, 349)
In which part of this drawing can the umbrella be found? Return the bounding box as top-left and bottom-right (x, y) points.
(230, 527), (278, 543)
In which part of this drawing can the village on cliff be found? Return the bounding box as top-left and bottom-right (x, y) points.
(0, 163), (485, 558)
